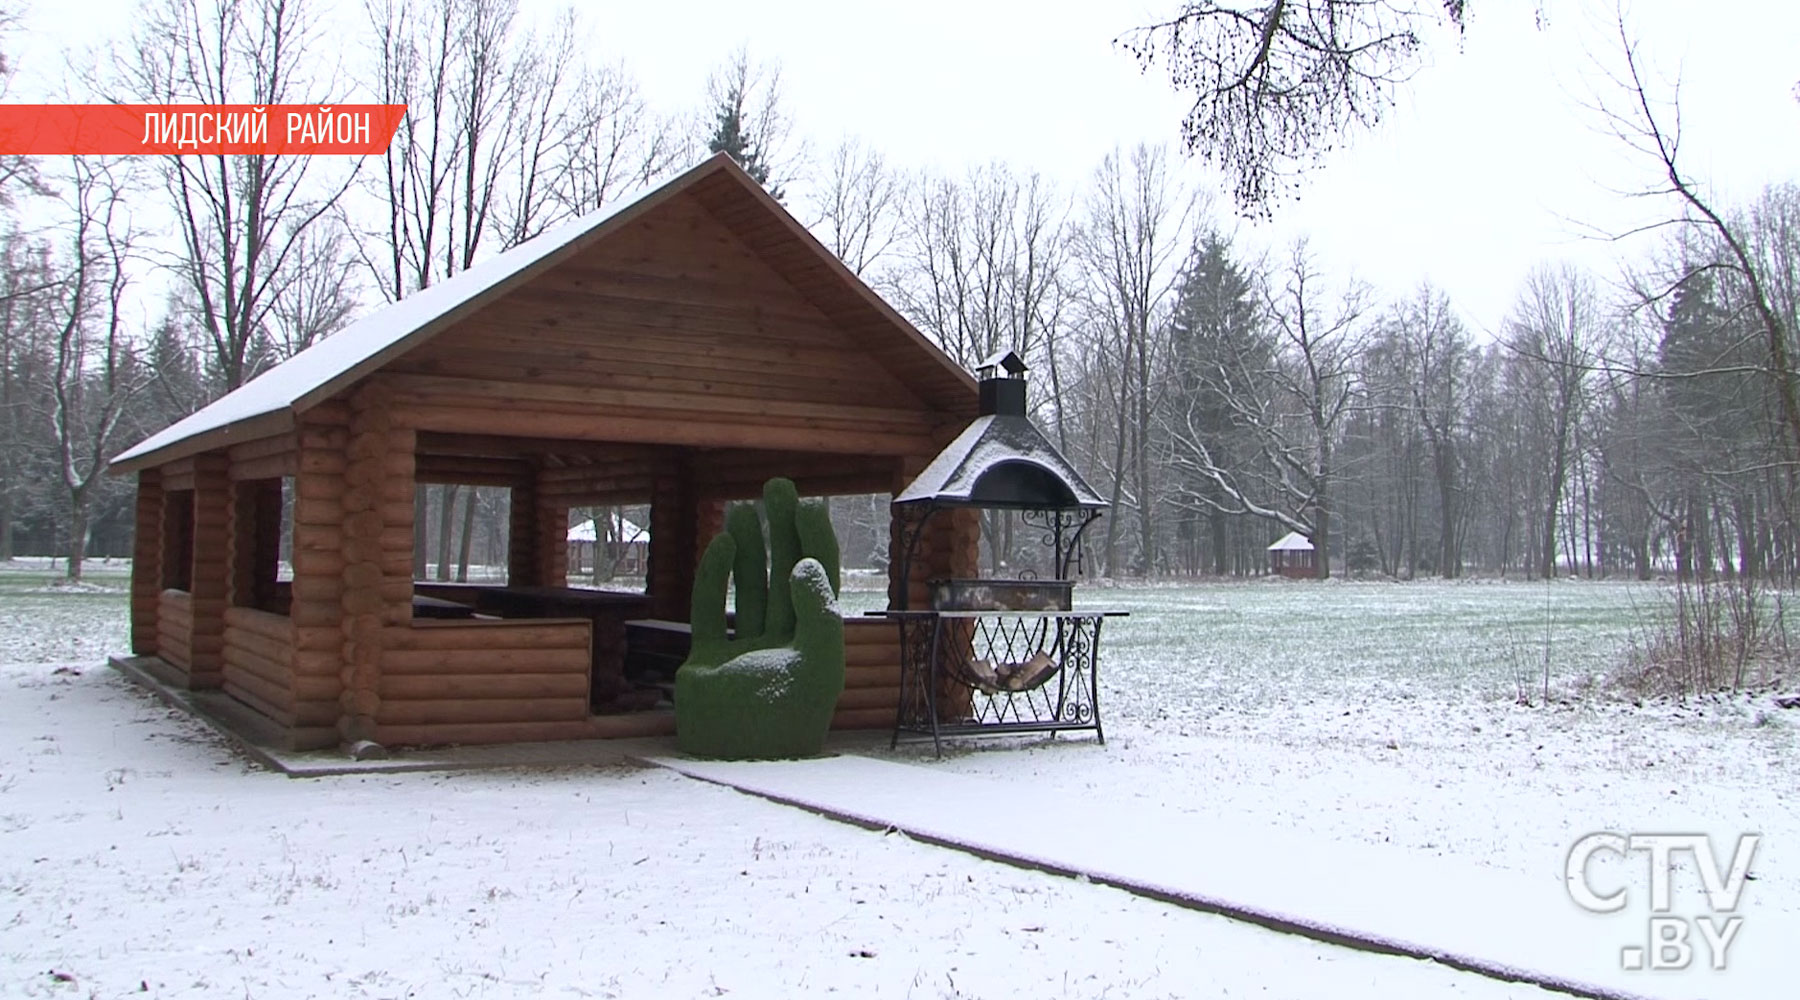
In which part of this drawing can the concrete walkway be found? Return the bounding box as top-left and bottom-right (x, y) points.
(647, 753), (1783, 1000)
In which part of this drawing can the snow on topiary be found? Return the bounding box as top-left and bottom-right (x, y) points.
(674, 478), (845, 759)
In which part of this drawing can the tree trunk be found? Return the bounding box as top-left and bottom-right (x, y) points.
(457, 486), (476, 582)
(435, 484), (459, 582)
(1210, 507), (1228, 576)
(1539, 422), (1569, 581)
(0, 490), (12, 561)
(1315, 441), (1333, 579)
(1101, 353), (1131, 576)
(1434, 440), (1460, 578)
(413, 488), (429, 579)
(65, 493), (89, 581)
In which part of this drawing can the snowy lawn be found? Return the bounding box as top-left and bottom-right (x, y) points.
(0, 559), (132, 665)
(882, 578), (1799, 948)
(4, 565), (1797, 996)
(2, 661), (1562, 998)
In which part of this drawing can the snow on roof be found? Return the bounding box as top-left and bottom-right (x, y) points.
(1268, 531), (1314, 551)
(112, 171), (685, 472)
(568, 515), (647, 544)
(895, 414), (1106, 510)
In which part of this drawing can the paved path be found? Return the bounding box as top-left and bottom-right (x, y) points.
(647, 753), (1783, 1000)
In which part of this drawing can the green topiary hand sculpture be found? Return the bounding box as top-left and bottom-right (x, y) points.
(674, 477), (845, 759)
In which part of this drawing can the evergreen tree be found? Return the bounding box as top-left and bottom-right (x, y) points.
(1164, 232), (1269, 573)
(703, 49), (787, 201)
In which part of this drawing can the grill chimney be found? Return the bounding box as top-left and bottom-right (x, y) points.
(977, 349), (1028, 417)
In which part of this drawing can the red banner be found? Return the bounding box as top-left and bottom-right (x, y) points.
(0, 104), (407, 155)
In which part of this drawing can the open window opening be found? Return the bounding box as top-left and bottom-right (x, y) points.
(161, 489), (194, 592)
(414, 483), (512, 585)
(230, 478), (288, 614)
(566, 504), (651, 593)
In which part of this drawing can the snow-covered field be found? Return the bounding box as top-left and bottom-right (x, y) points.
(4, 560), (1796, 997)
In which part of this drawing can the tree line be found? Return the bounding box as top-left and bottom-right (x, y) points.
(3, 0), (1796, 589)
(845, 140), (1800, 583)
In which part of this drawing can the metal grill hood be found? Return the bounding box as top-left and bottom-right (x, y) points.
(895, 352), (1106, 511)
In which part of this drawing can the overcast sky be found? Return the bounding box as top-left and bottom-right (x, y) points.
(16, 0), (1800, 341)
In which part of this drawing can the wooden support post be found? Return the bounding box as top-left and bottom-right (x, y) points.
(533, 477), (568, 587)
(647, 453), (701, 622)
(291, 411), (349, 732)
(338, 383), (413, 744)
(504, 482), (529, 589)
(508, 480), (540, 587)
(130, 470), (163, 655)
(186, 453), (231, 689)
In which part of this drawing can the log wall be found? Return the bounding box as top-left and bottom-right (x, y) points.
(186, 454), (231, 689)
(130, 470), (163, 656)
(887, 456), (981, 610)
(220, 607), (340, 742)
(884, 454), (980, 720)
(834, 618), (903, 730)
(227, 432), (297, 482)
(374, 618), (593, 746)
(156, 589), (194, 673)
(376, 192), (946, 458)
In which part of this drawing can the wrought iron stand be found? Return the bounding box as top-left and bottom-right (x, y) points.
(884, 608), (1126, 756)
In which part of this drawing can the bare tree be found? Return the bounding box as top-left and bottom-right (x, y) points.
(807, 137), (906, 278)
(1165, 239), (1369, 576)
(1120, 0), (1467, 213)
(1505, 264), (1597, 579)
(363, 0), (517, 297)
(1391, 284), (1473, 576)
(264, 220), (359, 357)
(42, 159), (147, 580)
(554, 59), (682, 217)
(114, 0), (358, 390)
(0, 233), (55, 560)
(892, 164), (1071, 371)
(0, 4), (48, 205)
(888, 163), (1074, 569)
(1592, 8), (1800, 463)
(360, 0), (667, 299)
(1074, 144), (1195, 575)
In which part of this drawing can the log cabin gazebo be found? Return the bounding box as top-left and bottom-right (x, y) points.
(109, 153), (982, 751)
(1268, 531), (1317, 579)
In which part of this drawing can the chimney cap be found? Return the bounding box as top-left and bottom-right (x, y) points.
(976, 349), (1028, 380)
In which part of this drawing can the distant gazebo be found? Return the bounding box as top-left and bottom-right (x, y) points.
(1268, 532), (1316, 579)
(568, 513), (648, 577)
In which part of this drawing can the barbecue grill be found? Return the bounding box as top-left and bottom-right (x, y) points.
(884, 351), (1125, 754)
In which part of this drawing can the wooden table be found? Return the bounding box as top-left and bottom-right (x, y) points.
(410, 594), (476, 619)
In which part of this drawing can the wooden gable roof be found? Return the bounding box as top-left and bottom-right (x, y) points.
(112, 153), (976, 474)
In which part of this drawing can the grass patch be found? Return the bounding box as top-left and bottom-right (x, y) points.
(0, 559), (133, 664)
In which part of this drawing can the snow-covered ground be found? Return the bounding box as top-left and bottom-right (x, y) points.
(894, 578), (1797, 880)
(3, 562), (1796, 997)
